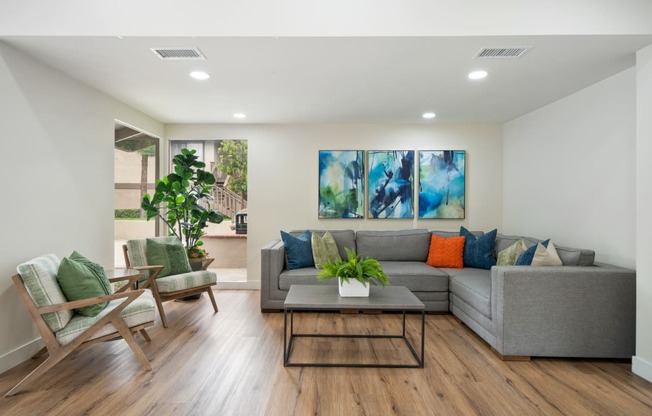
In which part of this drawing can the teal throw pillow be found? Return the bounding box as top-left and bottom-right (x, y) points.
(146, 238), (192, 277)
(57, 251), (112, 317)
(281, 230), (315, 270)
(311, 231), (342, 269)
(515, 239), (550, 266)
(460, 227), (497, 270)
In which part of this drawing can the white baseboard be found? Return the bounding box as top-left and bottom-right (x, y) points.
(0, 337), (44, 375)
(632, 355), (652, 383)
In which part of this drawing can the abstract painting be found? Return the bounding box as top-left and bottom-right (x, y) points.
(318, 150), (365, 218)
(418, 150), (465, 219)
(367, 150), (414, 219)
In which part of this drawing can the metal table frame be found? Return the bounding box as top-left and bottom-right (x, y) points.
(282, 286), (425, 368)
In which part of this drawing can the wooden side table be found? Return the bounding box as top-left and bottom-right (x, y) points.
(107, 268), (143, 292)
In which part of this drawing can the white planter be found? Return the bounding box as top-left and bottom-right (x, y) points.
(338, 278), (370, 297)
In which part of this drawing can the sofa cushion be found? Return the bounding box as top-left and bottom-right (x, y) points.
(554, 244), (595, 266)
(448, 269), (491, 319)
(497, 239), (527, 266)
(426, 235), (465, 268)
(311, 232), (343, 267)
(291, 229), (356, 260)
(356, 229), (431, 261)
(279, 267), (333, 290)
(281, 230), (315, 270)
(432, 230), (484, 239)
(379, 261), (449, 292)
(460, 227), (497, 270)
(531, 241), (563, 266)
(496, 233), (595, 266)
(516, 239), (550, 266)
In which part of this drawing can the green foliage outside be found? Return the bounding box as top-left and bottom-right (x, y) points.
(115, 209), (142, 219)
(141, 148), (224, 249)
(217, 140), (247, 199)
(317, 248), (390, 287)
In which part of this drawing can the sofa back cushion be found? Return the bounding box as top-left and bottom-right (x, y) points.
(495, 233), (595, 266)
(291, 230), (356, 260)
(356, 229), (431, 261)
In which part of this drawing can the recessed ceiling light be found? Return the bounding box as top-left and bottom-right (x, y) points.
(468, 70), (488, 80)
(422, 112), (436, 119)
(233, 113), (247, 119)
(190, 71), (210, 80)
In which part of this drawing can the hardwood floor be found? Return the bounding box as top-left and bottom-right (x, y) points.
(1, 290), (651, 415)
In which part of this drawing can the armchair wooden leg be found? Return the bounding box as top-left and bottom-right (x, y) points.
(139, 329), (152, 342)
(5, 351), (69, 397)
(207, 288), (218, 313)
(31, 347), (48, 359)
(113, 319), (152, 371)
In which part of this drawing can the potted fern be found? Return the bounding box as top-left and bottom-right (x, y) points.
(317, 248), (390, 297)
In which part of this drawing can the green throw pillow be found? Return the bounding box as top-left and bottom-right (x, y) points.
(497, 239), (527, 266)
(57, 251), (112, 317)
(311, 231), (342, 269)
(146, 238), (192, 277)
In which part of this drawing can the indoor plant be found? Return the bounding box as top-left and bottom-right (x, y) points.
(317, 248), (390, 297)
(141, 148), (224, 260)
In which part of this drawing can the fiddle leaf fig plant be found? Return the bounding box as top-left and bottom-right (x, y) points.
(141, 148), (224, 252)
(317, 248), (390, 288)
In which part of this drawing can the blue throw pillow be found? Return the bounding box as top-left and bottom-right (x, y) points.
(515, 239), (550, 266)
(460, 227), (497, 270)
(281, 230), (315, 270)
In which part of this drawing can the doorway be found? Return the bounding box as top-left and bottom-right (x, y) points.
(114, 122), (160, 267)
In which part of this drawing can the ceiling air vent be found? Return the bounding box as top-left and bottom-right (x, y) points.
(474, 47), (531, 59)
(150, 47), (206, 60)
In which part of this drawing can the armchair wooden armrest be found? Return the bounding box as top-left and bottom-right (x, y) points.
(189, 257), (214, 270)
(38, 290), (146, 314)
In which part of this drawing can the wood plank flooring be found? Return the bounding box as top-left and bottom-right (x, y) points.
(1, 290), (651, 415)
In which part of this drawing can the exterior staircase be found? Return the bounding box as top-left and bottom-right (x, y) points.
(211, 185), (247, 219)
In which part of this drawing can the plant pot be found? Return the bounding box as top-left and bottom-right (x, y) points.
(338, 278), (370, 297)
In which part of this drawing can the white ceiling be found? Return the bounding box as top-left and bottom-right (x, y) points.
(2, 35), (652, 124)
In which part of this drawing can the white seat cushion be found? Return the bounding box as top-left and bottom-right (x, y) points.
(156, 270), (217, 293)
(55, 290), (156, 346)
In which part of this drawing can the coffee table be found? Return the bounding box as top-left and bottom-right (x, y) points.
(283, 285), (425, 368)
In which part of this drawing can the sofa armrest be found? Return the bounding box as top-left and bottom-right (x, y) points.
(260, 240), (287, 310)
(491, 264), (636, 358)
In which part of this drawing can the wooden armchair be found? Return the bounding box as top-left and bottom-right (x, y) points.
(6, 254), (156, 397)
(123, 236), (218, 328)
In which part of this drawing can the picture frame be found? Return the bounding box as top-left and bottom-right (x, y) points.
(367, 150), (415, 219)
(418, 150), (465, 219)
(318, 150), (365, 219)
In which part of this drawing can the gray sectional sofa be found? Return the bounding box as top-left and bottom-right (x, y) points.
(260, 229), (636, 359)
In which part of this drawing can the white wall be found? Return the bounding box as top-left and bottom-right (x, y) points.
(503, 68), (636, 268)
(166, 123), (503, 287)
(0, 41), (163, 373)
(634, 45), (652, 382)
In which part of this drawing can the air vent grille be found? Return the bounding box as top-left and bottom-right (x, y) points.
(474, 47), (531, 59)
(151, 47), (206, 60)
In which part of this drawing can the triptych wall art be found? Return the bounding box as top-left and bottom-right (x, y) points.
(318, 150), (465, 219)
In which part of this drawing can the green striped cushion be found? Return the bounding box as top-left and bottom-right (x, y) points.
(126, 236), (180, 282)
(55, 290), (156, 346)
(156, 270), (217, 293)
(17, 254), (73, 332)
(127, 236), (180, 267)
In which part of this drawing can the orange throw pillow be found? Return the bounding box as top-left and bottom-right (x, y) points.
(427, 235), (465, 268)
